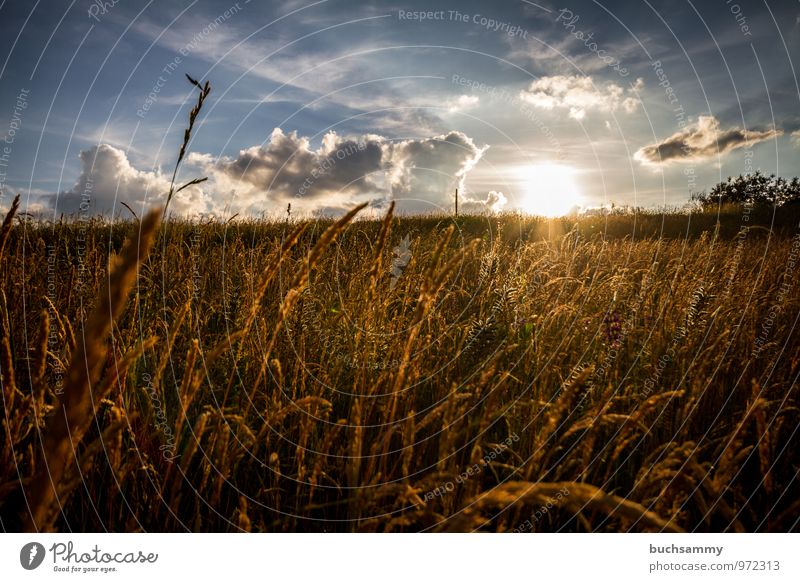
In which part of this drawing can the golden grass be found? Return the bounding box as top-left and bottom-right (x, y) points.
(19, 208), (161, 531)
(1, 201), (798, 532)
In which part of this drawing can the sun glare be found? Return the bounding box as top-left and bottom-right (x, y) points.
(517, 163), (583, 216)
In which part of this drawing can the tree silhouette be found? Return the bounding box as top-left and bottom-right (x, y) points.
(693, 171), (800, 208)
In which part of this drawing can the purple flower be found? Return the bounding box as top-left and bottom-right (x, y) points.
(603, 308), (623, 347)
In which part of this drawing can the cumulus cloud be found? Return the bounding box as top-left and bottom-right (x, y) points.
(196, 128), (385, 204)
(634, 116), (782, 165)
(49, 129), (488, 216)
(460, 190), (508, 214)
(190, 128), (487, 215)
(519, 75), (642, 120)
(448, 95), (480, 113)
(791, 129), (800, 147)
(52, 144), (207, 216)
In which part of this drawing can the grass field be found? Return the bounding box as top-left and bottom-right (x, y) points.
(1, 198), (799, 532)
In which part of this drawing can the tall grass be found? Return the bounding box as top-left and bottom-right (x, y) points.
(1, 201), (798, 532)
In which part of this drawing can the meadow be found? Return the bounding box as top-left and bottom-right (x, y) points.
(1, 198), (799, 532)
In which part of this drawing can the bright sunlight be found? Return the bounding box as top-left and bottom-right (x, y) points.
(517, 163), (583, 216)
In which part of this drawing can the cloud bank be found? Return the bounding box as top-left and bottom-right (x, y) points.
(49, 129), (495, 217)
(635, 116), (782, 165)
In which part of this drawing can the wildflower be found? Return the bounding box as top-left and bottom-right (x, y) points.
(603, 308), (623, 347)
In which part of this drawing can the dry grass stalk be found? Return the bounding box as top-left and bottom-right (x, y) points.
(440, 481), (684, 532)
(22, 208), (161, 532)
(0, 194), (20, 260)
(163, 76), (210, 220)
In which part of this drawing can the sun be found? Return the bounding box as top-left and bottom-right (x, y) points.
(517, 163), (583, 216)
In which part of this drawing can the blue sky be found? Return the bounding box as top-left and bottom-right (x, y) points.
(1, 0), (799, 217)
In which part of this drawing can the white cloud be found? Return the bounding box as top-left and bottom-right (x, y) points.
(448, 94), (480, 113)
(519, 75), (642, 120)
(791, 129), (800, 147)
(460, 190), (508, 214)
(48, 129), (488, 217)
(634, 115), (782, 165)
(51, 144), (208, 216)
(190, 128), (487, 215)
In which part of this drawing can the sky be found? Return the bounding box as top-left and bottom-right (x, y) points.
(1, 0), (799, 218)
